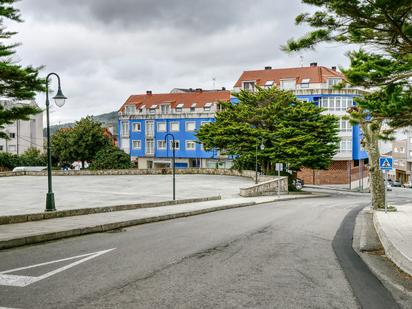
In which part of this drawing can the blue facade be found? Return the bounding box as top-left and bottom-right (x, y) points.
(119, 117), (219, 163)
(296, 93), (368, 161)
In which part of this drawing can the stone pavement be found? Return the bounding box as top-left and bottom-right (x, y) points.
(374, 204), (412, 276)
(0, 194), (323, 250)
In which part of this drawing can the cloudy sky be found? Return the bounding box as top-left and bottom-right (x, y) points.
(11, 0), (353, 124)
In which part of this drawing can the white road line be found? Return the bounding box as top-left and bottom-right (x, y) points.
(0, 248), (115, 287)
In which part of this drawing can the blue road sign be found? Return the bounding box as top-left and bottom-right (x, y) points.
(379, 157), (393, 170)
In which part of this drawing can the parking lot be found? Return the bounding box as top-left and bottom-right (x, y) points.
(0, 174), (254, 216)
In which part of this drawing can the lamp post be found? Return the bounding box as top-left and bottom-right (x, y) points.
(165, 133), (176, 200)
(255, 139), (265, 184)
(45, 73), (67, 212)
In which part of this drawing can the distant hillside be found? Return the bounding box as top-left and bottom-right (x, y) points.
(44, 111), (118, 137)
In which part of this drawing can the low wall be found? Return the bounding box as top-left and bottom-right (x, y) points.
(240, 177), (288, 197)
(0, 168), (274, 182)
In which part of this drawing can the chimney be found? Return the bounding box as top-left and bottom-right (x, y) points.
(189, 88), (193, 92)
(264, 66), (272, 70)
(310, 62), (317, 67)
(196, 88), (202, 93)
(146, 90), (152, 95)
(331, 66), (337, 71)
(221, 87), (226, 91)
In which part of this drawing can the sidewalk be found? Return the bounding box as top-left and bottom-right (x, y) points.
(374, 204), (412, 276)
(0, 194), (324, 250)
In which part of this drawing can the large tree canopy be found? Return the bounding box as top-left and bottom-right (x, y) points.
(0, 0), (45, 139)
(197, 87), (340, 173)
(284, 0), (412, 208)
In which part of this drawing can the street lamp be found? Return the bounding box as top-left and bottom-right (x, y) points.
(164, 133), (176, 200)
(45, 73), (67, 212)
(255, 139), (265, 184)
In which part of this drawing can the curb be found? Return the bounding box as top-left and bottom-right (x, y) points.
(373, 211), (412, 276)
(0, 195), (221, 225)
(0, 193), (330, 250)
(353, 208), (412, 307)
(0, 201), (255, 250)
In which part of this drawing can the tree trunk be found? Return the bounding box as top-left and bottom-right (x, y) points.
(361, 120), (385, 209)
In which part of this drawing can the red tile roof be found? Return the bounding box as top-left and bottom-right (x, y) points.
(233, 66), (344, 88)
(119, 90), (231, 112)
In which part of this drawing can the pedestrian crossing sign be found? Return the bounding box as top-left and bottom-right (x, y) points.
(379, 157), (393, 170)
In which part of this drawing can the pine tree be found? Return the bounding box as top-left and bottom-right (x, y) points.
(0, 0), (45, 139)
(284, 0), (412, 209)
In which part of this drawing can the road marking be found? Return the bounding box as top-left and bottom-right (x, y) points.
(0, 248), (115, 287)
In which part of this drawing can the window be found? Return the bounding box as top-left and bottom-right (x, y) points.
(320, 97), (353, 112)
(299, 98), (309, 102)
(328, 78), (342, 87)
(409, 150), (412, 157)
(185, 121), (196, 131)
(139, 105), (146, 113)
(9, 145), (16, 152)
(186, 140), (196, 150)
(125, 105), (136, 114)
(394, 147), (398, 152)
(149, 104), (157, 113)
(243, 81), (255, 91)
(340, 138), (352, 152)
(170, 140), (180, 150)
(340, 118), (351, 132)
(146, 120), (154, 137)
(132, 122), (141, 132)
(0, 145), (3, 151)
(121, 122), (129, 136)
(176, 103), (184, 112)
(264, 80), (274, 88)
(400, 147), (405, 153)
(201, 121), (210, 126)
(132, 140), (141, 149)
(160, 104), (170, 114)
(190, 103), (197, 112)
(157, 122), (166, 132)
(157, 140), (166, 150)
(146, 140), (154, 154)
(170, 122), (180, 132)
(409, 137), (412, 144)
(300, 78), (310, 88)
(204, 102), (212, 111)
(9, 133), (16, 138)
(280, 79), (296, 90)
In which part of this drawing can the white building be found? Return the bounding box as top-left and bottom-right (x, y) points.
(0, 99), (44, 155)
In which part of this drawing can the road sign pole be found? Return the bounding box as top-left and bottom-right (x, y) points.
(385, 171), (388, 213)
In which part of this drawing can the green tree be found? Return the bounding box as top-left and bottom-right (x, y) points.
(51, 117), (110, 167)
(90, 145), (132, 170)
(0, 0), (45, 139)
(0, 151), (19, 170)
(284, 0), (412, 209)
(19, 147), (46, 166)
(197, 87), (340, 175)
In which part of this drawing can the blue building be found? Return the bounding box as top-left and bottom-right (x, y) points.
(234, 63), (368, 185)
(118, 89), (232, 169)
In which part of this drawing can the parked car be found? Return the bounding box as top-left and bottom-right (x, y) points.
(391, 180), (402, 187)
(292, 178), (304, 190)
(403, 181), (412, 188)
(386, 182), (392, 191)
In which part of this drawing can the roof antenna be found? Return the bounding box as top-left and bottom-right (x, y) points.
(299, 55), (304, 67)
(212, 77), (216, 89)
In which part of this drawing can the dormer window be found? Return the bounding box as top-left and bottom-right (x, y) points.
(264, 80), (274, 88)
(280, 79), (296, 90)
(125, 105), (136, 114)
(176, 103), (184, 112)
(160, 104), (170, 114)
(328, 78), (342, 87)
(243, 81), (255, 91)
(139, 105), (146, 113)
(300, 78), (310, 88)
(190, 103), (197, 112)
(204, 102), (212, 111)
(149, 104), (158, 113)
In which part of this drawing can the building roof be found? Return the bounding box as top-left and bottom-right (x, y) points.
(119, 90), (231, 112)
(233, 65), (344, 88)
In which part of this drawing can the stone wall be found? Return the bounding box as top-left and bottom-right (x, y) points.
(239, 177), (288, 197)
(0, 168), (274, 182)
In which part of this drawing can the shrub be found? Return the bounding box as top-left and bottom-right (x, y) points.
(90, 145), (132, 170)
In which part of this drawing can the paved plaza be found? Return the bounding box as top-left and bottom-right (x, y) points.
(0, 175), (254, 216)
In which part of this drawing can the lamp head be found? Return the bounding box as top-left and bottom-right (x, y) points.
(53, 88), (67, 107)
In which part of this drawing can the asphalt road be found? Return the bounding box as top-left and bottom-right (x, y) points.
(0, 193), (402, 309)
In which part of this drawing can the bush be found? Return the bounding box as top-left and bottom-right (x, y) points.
(90, 145), (132, 170)
(0, 152), (20, 171)
(19, 148), (47, 166)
